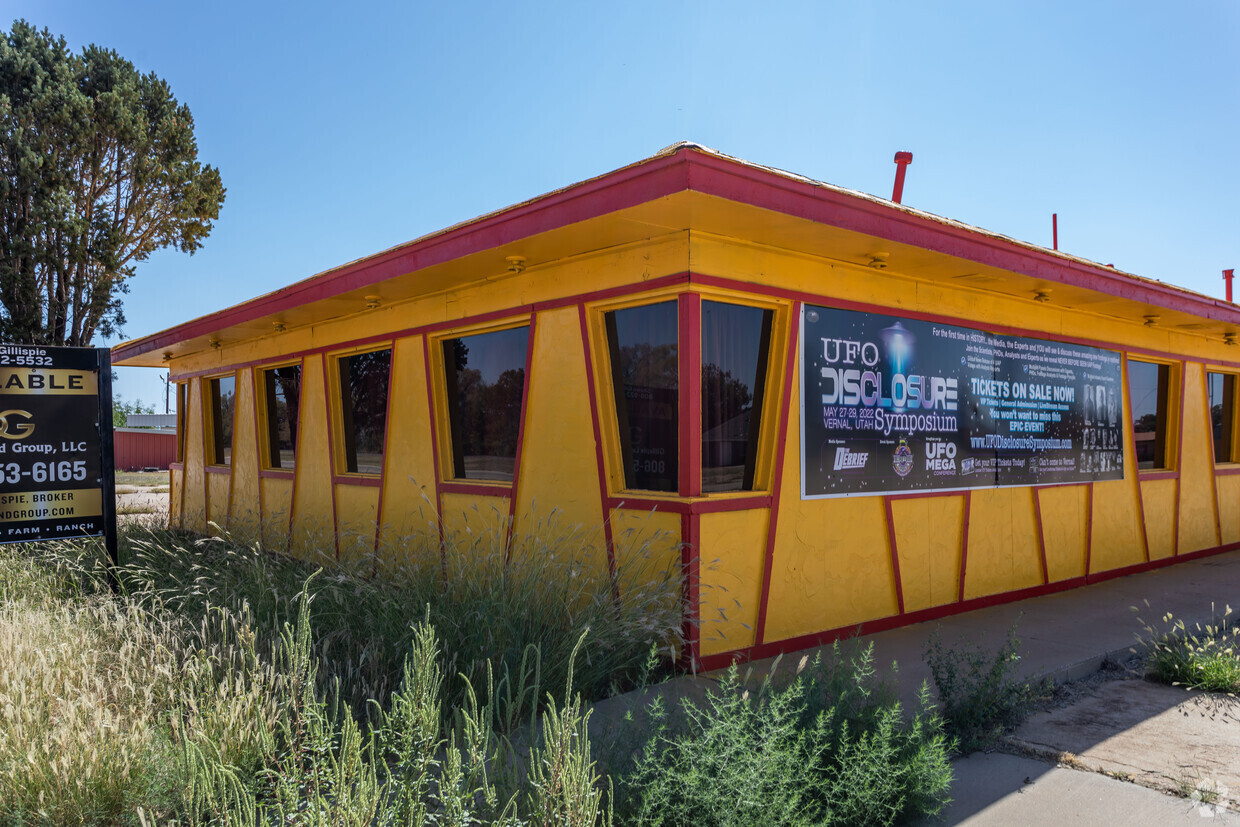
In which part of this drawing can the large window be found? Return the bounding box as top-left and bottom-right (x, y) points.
(604, 298), (775, 493)
(1208, 371), (1237, 464)
(1128, 359), (1171, 470)
(208, 375), (235, 466)
(442, 326), (529, 482)
(337, 349), (391, 475)
(262, 365), (301, 470)
(606, 301), (679, 492)
(701, 301), (773, 492)
(175, 382), (187, 463)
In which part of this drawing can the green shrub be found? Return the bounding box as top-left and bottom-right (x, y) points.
(1134, 603), (1240, 693)
(616, 644), (954, 826)
(922, 622), (1050, 754)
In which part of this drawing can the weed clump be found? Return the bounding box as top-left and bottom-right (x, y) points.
(616, 644), (954, 826)
(1133, 602), (1240, 693)
(922, 622), (1050, 754)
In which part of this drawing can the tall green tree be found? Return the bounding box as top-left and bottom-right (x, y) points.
(0, 20), (224, 346)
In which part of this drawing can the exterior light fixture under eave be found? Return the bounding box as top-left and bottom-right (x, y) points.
(1226, 332), (1238, 347)
(1143, 315), (1160, 328)
(208, 338), (222, 349)
(272, 321), (286, 333)
(162, 351), (173, 362)
(1034, 290), (1052, 303)
(867, 252), (890, 270)
(505, 255), (527, 274)
(364, 295), (382, 310)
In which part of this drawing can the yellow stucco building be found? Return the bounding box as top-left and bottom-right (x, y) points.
(115, 144), (1240, 668)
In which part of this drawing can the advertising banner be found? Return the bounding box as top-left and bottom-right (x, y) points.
(0, 345), (115, 543)
(801, 306), (1124, 498)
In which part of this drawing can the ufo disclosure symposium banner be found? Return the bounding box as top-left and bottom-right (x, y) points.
(801, 305), (1125, 498)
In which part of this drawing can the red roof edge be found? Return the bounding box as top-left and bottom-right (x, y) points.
(114, 144), (1240, 363)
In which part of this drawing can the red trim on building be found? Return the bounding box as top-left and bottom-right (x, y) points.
(883, 496), (906, 614)
(1215, 466), (1240, 476)
(679, 293), (702, 498)
(320, 356), (341, 561)
(116, 147), (1240, 367)
(284, 356), (307, 555)
(578, 304), (618, 583)
(332, 475), (382, 488)
(885, 489), (972, 502)
(439, 481), (512, 497)
(1084, 482), (1095, 575)
(689, 274), (1240, 372)
(259, 469), (295, 480)
(1033, 487), (1049, 585)
(682, 150), (1240, 324)
(698, 540), (1240, 670)
(1173, 366), (1187, 555)
(505, 313), (538, 560)
(1205, 372), (1224, 546)
(166, 272), (1240, 395)
(115, 156), (694, 363)
(372, 342), (398, 568)
(164, 274), (692, 386)
(599, 495), (773, 515)
(249, 369), (266, 528)
(1138, 470), (1179, 481)
(957, 491), (971, 602)
(754, 301), (801, 647)
(204, 465), (231, 475)
(420, 335), (446, 558)
(681, 512), (702, 669)
(1123, 355), (1152, 564)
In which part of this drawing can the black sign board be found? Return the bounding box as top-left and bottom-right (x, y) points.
(801, 306), (1124, 498)
(0, 346), (117, 553)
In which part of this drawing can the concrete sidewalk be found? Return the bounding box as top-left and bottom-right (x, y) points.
(756, 548), (1240, 708)
(734, 548), (1240, 824)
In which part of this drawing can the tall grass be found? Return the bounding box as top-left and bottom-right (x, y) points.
(0, 511), (676, 822)
(122, 505), (685, 724)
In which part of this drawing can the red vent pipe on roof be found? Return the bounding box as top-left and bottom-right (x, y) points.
(892, 152), (913, 204)
(1225, 269), (1235, 303)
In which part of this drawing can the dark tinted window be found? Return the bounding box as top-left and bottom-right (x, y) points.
(1209, 371), (1236, 463)
(606, 301), (679, 492)
(208, 375), (235, 466)
(443, 326), (529, 482)
(701, 301), (772, 492)
(263, 365), (301, 469)
(175, 383), (187, 463)
(338, 349), (391, 474)
(1128, 360), (1170, 470)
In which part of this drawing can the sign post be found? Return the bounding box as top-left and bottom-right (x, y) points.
(0, 345), (119, 588)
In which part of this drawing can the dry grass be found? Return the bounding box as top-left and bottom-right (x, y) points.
(0, 558), (180, 821)
(0, 507), (688, 822)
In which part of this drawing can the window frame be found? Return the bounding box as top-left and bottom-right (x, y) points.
(590, 289), (786, 498)
(204, 373), (237, 468)
(174, 382), (187, 464)
(430, 316), (533, 487)
(1207, 368), (1239, 465)
(1125, 356), (1179, 472)
(257, 361), (303, 472)
(329, 344), (394, 478)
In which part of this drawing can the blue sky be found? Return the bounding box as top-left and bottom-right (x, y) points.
(7, 1), (1238, 409)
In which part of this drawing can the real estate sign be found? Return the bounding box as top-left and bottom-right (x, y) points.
(0, 345), (116, 544)
(801, 306), (1125, 498)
